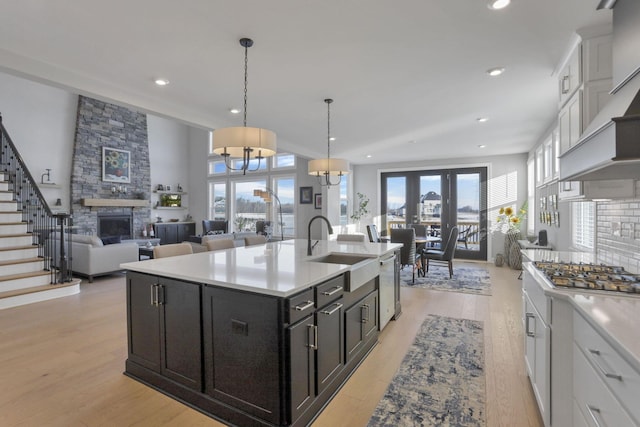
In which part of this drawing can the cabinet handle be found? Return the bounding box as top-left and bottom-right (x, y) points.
(561, 75), (570, 94)
(586, 405), (603, 427)
(525, 313), (535, 337)
(157, 285), (164, 306)
(322, 286), (343, 296)
(295, 300), (314, 311)
(587, 348), (623, 381)
(150, 284), (156, 306)
(321, 303), (343, 316)
(308, 324), (318, 350)
(361, 303), (371, 324)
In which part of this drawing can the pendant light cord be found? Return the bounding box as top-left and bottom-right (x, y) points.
(243, 43), (248, 127)
(326, 98), (333, 172)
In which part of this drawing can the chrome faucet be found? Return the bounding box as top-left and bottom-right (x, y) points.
(307, 215), (333, 256)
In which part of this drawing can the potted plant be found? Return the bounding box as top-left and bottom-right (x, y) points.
(492, 201), (527, 268)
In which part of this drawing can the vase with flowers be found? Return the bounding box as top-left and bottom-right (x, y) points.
(493, 202), (527, 268)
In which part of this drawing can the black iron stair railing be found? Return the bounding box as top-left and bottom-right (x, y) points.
(0, 113), (72, 284)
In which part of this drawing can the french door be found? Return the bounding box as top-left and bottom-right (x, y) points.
(381, 167), (487, 260)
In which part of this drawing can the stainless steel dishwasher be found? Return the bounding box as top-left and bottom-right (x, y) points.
(378, 252), (396, 330)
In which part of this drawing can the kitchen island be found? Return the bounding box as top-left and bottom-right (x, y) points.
(121, 239), (401, 427)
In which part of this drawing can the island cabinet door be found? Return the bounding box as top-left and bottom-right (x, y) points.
(345, 290), (379, 364)
(158, 278), (202, 391)
(288, 314), (315, 424)
(127, 272), (161, 372)
(316, 298), (344, 395)
(126, 273), (203, 391)
(202, 286), (283, 425)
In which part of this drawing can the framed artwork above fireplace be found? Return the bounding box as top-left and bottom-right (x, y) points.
(102, 147), (131, 183)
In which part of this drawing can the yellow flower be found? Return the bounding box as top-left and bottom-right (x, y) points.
(499, 207), (505, 215)
(511, 217), (520, 224)
(504, 207), (514, 216)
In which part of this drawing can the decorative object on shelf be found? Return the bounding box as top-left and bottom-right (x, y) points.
(177, 184), (183, 192)
(350, 192), (370, 222)
(41, 168), (52, 184)
(160, 193), (181, 207)
(299, 186), (313, 204)
(493, 201), (527, 234)
(165, 185), (171, 192)
(111, 185), (128, 195)
(494, 253), (504, 267)
(157, 184), (164, 191)
(253, 188), (284, 241)
(102, 147), (131, 183)
(55, 198), (62, 206)
(308, 98), (350, 187)
(212, 37), (276, 175)
(314, 193), (322, 210)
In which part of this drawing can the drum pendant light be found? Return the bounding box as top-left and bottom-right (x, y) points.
(308, 98), (349, 187)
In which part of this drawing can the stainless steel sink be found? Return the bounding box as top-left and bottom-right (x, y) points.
(308, 252), (379, 291)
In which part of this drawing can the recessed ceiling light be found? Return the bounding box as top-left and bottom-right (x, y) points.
(154, 78), (170, 86)
(487, 67), (505, 77)
(229, 108), (241, 114)
(329, 137), (336, 141)
(477, 117), (489, 123)
(366, 154), (372, 158)
(478, 144), (487, 148)
(488, 0), (511, 10)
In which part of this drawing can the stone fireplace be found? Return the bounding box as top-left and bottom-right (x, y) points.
(70, 96), (151, 236)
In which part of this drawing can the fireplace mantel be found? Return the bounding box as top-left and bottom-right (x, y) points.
(82, 198), (149, 208)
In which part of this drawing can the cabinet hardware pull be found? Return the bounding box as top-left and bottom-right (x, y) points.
(295, 300), (314, 311)
(586, 405), (603, 427)
(561, 75), (570, 94)
(361, 305), (368, 323)
(322, 286), (343, 296)
(525, 313), (535, 337)
(587, 348), (623, 381)
(157, 285), (164, 305)
(150, 284), (156, 306)
(322, 303), (343, 316)
(154, 285), (161, 306)
(308, 324), (318, 350)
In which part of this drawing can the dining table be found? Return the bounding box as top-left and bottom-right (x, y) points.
(414, 235), (442, 276)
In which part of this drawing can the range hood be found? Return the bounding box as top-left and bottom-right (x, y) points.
(559, 72), (640, 181)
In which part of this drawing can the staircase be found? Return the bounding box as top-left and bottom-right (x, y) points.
(0, 118), (80, 310)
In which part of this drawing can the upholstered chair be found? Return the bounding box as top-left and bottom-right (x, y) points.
(244, 235), (267, 246)
(153, 242), (193, 258)
(422, 226), (459, 278)
(390, 228), (417, 283)
(206, 239), (235, 251)
(336, 234), (366, 242)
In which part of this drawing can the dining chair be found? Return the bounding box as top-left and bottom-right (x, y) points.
(390, 228), (418, 283)
(409, 224), (427, 238)
(366, 224), (389, 243)
(153, 242), (193, 258)
(336, 234), (366, 242)
(244, 235), (267, 246)
(206, 238), (235, 251)
(456, 225), (476, 249)
(422, 226), (459, 278)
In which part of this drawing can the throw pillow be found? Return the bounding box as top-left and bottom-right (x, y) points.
(101, 236), (122, 245)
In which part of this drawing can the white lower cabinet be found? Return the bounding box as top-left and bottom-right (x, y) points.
(523, 288), (550, 427)
(573, 343), (637, 427)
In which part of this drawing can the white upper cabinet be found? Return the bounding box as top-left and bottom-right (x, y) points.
(558, 45), (582, 108)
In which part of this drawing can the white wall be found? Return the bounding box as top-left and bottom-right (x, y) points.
(0, 72), (77, 210)
(352, 153), (529, 260)
(147, 114), (191, 222)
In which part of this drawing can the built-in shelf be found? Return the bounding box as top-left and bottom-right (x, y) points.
(81, 198), (149, 208)
(156, 206), (188, 210)
(153, 190), (188, 195)
(39, 183), (61, 189)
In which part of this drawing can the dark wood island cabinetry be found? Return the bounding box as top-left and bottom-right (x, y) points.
(125, 270), (379, 426)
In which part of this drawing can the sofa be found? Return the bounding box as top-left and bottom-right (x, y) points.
(46, 233), (139, 282)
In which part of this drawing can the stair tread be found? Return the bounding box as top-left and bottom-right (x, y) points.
(0, 257), (44, 267)
(0, 270), (50, 282)
(0, 245), (36, 252)
(0, 233), (32, 238)
(0, 279), (81, 299)
(0, 222), (28, 225)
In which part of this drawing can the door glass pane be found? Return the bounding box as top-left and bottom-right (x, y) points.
(233, 180), (267, 232)
(419, 175), (442, 237)
(274, 177), (295, 237)
(385, 176), (406, 236)
(208, 182), (226, 220)
(456, 173), (480, 252)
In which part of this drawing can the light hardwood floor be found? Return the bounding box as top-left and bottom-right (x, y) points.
(0, 262), (543, 427)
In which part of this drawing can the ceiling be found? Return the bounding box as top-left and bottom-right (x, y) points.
(0, 0), (611, 165)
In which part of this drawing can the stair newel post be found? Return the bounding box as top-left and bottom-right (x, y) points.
(54, 213), (71, 283)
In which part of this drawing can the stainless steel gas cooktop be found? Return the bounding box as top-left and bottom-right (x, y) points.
(534, 261), (640, 294)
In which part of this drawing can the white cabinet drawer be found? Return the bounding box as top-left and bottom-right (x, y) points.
(574, 311), (640, 424)
(573, 343), (637, 427)
(523, 269), (549, 323)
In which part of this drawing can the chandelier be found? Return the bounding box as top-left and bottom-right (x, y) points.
(213, 38), (276, 174)
(308, 98), (349, 187)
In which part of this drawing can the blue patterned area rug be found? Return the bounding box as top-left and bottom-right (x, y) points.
(368, 315), (486, 427)
(401, 265), (492, 296)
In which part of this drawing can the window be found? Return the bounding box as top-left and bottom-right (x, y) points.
(527, 158), (535, 235)
(572, 201), (595, 250)
(208, 182), (227, 220)
(208, 160), (227, 175)
(273, 153), (296, 169)
(232, 180), (267, 232)
(273, 176), (295, 237)
(339, 176), (349, 226)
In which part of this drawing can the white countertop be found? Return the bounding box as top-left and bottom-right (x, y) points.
(522, 251), (640, 373)
(121, 239), (401, 297)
